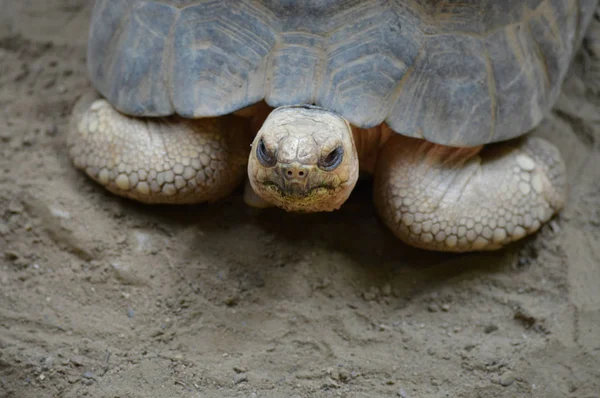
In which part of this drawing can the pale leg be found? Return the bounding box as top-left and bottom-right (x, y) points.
(68, 97), (251, 204)
(373, 135), (566, 252)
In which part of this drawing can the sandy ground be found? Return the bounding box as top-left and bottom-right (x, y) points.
(1, 2), (600, 397)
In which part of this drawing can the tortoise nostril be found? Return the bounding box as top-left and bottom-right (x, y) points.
(283, 166), (308, 180)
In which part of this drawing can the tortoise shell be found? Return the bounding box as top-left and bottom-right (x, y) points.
(87, 0), (597, 146)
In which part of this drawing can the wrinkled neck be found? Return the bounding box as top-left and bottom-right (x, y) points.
(351, 124), (394, 174)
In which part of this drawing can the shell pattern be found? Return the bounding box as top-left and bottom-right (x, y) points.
(88, 0), (598, 146)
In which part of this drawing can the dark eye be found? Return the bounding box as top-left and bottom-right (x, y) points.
(319, 146), (344, 171)
(256, 138), (276, 167)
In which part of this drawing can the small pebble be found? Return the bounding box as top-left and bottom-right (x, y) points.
(363, 287), (379, 301)
(8, 200), (23, 213)
(484, 324), (499, 334)
(428, 303), (440, 313)
(43, 357), (54, 370)
(67, 375), (80, 384)
(82, 371), (94, 379)
(322, 378), (339, 389)
(397, 388), (408, 397)
(224, 294), (240, 307)
(110, 262), (144, 285)
(127, 307), (135, 319)
(5, 250), (20, 261)
(234, 373), (248, 384)
(338, 368), (350, 382)
(549, 220), (561, 233)
(43, 78), (56, 89)
(499, 372), (515, 387)
(441, 304), (450, 312)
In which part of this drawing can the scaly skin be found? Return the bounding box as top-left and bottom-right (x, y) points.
(373, 134), (566, 251)
(68, 98), (566, 252)
(68, 98), (251, 204)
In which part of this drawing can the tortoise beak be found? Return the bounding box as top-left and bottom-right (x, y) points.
(284, 182), (309, 198)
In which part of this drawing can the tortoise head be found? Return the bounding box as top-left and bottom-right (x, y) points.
(247, 105), (359, 212)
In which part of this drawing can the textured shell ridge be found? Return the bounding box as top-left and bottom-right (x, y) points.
(88, 0), (599, 146)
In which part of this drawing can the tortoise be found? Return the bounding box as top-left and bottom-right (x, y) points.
(68, 0), (599, 252)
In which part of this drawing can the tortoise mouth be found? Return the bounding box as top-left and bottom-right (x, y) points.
(255, 179), (348, 212)
(262, 180), (337, 199)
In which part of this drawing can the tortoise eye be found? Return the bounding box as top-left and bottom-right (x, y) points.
(319, 146), (344, 171)
(256, 138), (276, 167)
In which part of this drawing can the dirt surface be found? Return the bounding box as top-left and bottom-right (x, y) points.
(1, 2), (600, 397)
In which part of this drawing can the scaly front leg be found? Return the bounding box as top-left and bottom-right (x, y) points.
(373, 135), (566, 252)
(67, 97), (251, 204)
